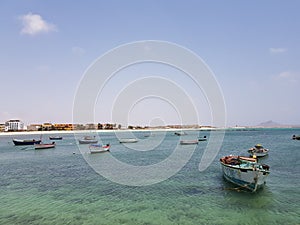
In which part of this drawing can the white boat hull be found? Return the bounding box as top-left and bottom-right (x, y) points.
(90, 149), (109, 154)
(89, 144), (110, 153)
(249, 152), (268, 157)
(180, 140), (198, 145)
(35, 143), (56, 150)
(119, 139), (138, 143)
(221, 163), (269, 192)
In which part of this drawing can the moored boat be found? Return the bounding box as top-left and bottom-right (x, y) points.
(220, 155), (270, 192)
(292, 135), (300, 140)
(174, 131), (186, 136)
(89, 144), (110, 153)
(79, 136), (98, 144)
(49, 136), (63, 140)
(35, 142), (56, 150)
(13, 139), (41, 146)
(180, 140), (198, 145)
(119, 138), (138, 143)
(248, 144), (269, 157)
(198, 136), (207, 141)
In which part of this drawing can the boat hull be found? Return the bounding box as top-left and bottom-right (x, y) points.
(13, 139), (41, 146)
(174, 132), (186, 136)
(79, 140), (98, 144)
(180, 140), (198, 145)
(89, 144), (110, 153)
(119, 139), (138, 143)
(198, 138), (207, 141)
(35, 143), (55, 150)
(248, 152), (268, 157)
(49, 136), (63, 140)
(220, 163), (269, 192)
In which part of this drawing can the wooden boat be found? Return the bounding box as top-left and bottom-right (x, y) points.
(89, 144), (110, 153)
(79, 139), (98, 144)
(292, 135), (300, 140)
(79, 136), (98, 144)
(174, 131), (186, 136)
(35, 142), (56, 150)
(180, 140), (198, 145)
(13, 139), (41, 146)
(49, 136), (63, 140)
(198, 136), (207, 141)
(119, 138), (138, 143)
(248, 144), (269, 157)
(220, 155), (270, 192)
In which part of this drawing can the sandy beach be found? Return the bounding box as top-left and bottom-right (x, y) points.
(0, 127), (217, 136)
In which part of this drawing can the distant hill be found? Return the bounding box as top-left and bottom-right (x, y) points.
(257, 120), (282, 127)
(255, 120), (300, 128)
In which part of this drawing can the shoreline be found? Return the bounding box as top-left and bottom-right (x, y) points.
(0, 128), (216, 136)
(0, 127), (299, 137)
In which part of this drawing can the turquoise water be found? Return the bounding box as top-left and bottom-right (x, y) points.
(0, 129), (299, 225)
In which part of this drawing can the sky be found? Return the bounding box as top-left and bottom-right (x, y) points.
(0, 0), (299, 127)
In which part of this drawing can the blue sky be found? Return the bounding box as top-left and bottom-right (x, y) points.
(0, 0), (299, 127)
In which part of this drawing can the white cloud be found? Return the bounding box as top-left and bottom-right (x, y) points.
(269, 48), (287, 54)
(278, 71), (292, 79)
(274, 71), (299, 84)
(72, 47), (85, 56)
(20, 12), (57, 35)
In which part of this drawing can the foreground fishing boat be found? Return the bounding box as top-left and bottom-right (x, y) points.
(35, 142), (56, 150)
(13, 139), (41, 146)
(180, 140), (198, 145)
(89, 144), (110, 153)
(248, 144), (269, 157)
(220, 155), (270, 192)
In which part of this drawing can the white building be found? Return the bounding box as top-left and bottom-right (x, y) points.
(5, 119), (24, 131)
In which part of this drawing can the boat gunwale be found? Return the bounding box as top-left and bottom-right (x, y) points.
(220, 161), (270, 174)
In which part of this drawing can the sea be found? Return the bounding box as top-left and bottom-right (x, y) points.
(0, 128), (299, 225)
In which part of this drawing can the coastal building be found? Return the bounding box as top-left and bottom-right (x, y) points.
(97, 123), (119, 130)
(5, 119), (24, 131)
(53, 123), (74, 131)
(27, 124), (42, 131)
(41, 123), (53, 131)
(85, 123), (98, 130)
(0, 124), (5, 132)
(73, 124), (85, 130)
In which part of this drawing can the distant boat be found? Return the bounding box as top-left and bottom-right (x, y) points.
(35, 142), (56, 150)
(119, 138), (138, 143)
(292, 135), (300, 140)
(220, 155), (270, 192)
(89, 144), (110, 154)
(174, 131), (186, 136)
(248, 144), (269, 157)
(49, 136), (63, 140)
(13, 139), (41, 146)
(198, 136), (207, 141)
(79, 136), (98, 144)
(180, 140), (198, 145)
